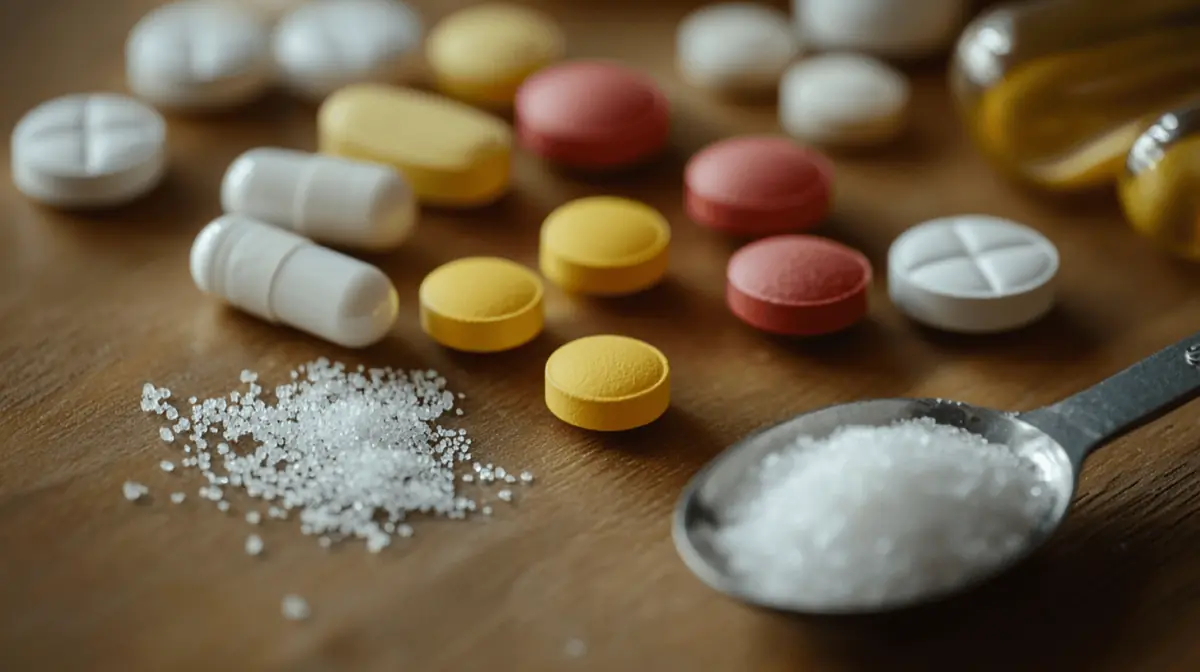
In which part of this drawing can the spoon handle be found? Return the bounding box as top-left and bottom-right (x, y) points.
(1019, 334), (1200, 463)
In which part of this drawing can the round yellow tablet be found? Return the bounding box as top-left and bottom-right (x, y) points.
(544, 335), (670, 431)
(419, 257), (544, 352)
(539, 196), (671, 296)
(426, 3), (566, 108)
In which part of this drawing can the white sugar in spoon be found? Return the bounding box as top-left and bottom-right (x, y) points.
(674, 334), (1200, 614)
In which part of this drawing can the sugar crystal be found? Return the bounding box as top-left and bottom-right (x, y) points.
(281, 595), (309, 620)
(170, 492), (186, 504)
(136, 359), (527, 553)
(712, 418), (1056, 610)
(160, 460), (175, 473)
(246, 511), (262, 525)
(123, 481), (149, 502)
(245, 534), (264, 556)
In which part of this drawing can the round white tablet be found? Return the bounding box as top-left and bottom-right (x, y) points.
(125, 0), (273, 111)
(272, 0), (423, 102)
(779, 54), (910, 147)
(888, 215), (1060, 334)
(793, 0), (964, 58)
(677, 3), (800, 96)
(10, 93), (168, 209)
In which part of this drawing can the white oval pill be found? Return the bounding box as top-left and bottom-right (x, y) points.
(126, 0), (272, 111)
(190, 214), (400, 348)
(780, 53), (910, 148)
(793, 0), (964, 58)
(888, 215), (1060, 334)
(272, 0), (423, 102)
(221, 147), (416, 251)
(11, 93), (167, 209)
(677, 3), (799, 96)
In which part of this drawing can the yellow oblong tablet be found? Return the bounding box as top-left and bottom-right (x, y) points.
(426, 3), (565, 108)
(419, 256), (544, 352)
(318, 84), (513, 207)
(544, 335), (670, 431)
(540, 196), (671, 296)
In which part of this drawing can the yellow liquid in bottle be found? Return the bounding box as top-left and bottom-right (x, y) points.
(1119, 108), (1200, 260)
(953, 0), (1200, 192)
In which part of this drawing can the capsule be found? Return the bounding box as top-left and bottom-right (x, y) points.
(220, 148), (416, 251)
(1119, 104), (1200, 261)
(952, 0), (1200, 192)
(190, 215), (400, 348)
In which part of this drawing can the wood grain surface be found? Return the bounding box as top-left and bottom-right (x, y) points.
(2, 1), (1199, 670)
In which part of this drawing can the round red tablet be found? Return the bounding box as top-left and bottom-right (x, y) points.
(686, 135), (833, 237)
(514, 60), (670, 170)
(726, 235), (872, 336)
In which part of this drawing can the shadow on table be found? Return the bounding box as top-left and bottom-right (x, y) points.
(910, 302), (1105, 362)
(758, 510), (1197, 672)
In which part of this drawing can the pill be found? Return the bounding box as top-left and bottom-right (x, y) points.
(319, 84), (512, 207)
(419, 257), (544, 353)
(780, 54), (910, 148)
(676, 3), (799, 97)
(273, 0), (423, 102)
(190, 214), (399, 348)
(125, 0), (272, 111)
(685, 135), (834, 237)
(221, 147), (416, 252)
(11, 93), (167, 209)
(515, 61), (671, 171)
(540, 196), (670, 296)
(794, 0), (964, 58)
(426, 3), (566, 108)
(544, 335), (670, 432)
(888, 215), (1059, 334)
(726, 235), (872, 336)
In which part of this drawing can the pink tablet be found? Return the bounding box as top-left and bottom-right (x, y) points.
(514, 61), (670, 170)
(726, 234), (871, 336)
(686, 136), (833, 237)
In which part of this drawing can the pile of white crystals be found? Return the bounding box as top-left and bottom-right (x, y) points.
(713, 417), (1056, 610)
(139, 358), (529, 552)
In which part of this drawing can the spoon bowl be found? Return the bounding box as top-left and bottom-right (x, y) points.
(674, 336), (1200, 615)
(673, 397), (1076, 615)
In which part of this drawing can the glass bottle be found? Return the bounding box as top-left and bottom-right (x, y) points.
(1120, 103), (1200, 260)
(951, 0), (1200, 192)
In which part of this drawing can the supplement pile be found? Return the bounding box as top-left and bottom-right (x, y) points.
(713, 418), (1057, 610)
(136, 359), (531, 553)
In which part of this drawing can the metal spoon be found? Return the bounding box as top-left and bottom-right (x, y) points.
(674, 334), (1200, 615)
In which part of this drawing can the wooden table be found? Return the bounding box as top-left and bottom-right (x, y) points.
(3, 1), (1199, 670)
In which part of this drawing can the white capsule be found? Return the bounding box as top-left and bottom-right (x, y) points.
(125, 1), (273, 111)
(190, 215), (399, 348)
(221, 148), (416, 252)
